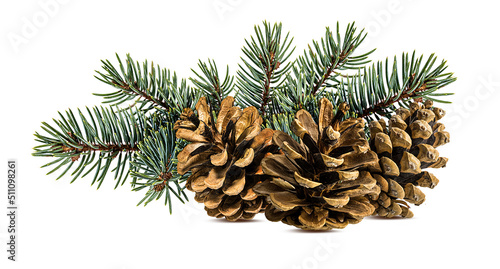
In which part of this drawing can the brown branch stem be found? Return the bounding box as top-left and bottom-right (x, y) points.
(114, 80), (170, 109)
(358, 83), (428, 118)
(311, 45), (353, 95)
(259, 51), (280, 116)
(61, 142), (139, 161)
(153, 172), (173, 192)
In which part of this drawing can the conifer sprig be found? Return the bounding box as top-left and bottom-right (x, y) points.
(190, 59), (234, 114)
(298, 22), (374, 95)
(33, 106), (151, 189)
(264, 112), (298, 141)
(130, 123), (189, 213)
(341, 52), (456, 120)
(268, 22), (373, 126)
(271, 67), (322, 120)
(235, 21), (295, 116)
(94, 54), (199, 117)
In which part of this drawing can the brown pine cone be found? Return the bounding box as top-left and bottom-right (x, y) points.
(174, 96), (279, 221)
(367, 100), (449, 218)
(253, 98), (380, 230)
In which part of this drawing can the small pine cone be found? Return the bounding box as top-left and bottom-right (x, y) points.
(254, 98), (380, 230)
(367, 100), (449, 218)
(174, 96), (279, 221)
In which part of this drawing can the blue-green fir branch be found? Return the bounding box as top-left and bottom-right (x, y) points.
(341, 51), (456, 120)
(235, 21), (295, 116)
(264, 112), (298, 141)
(33, 106), (155, 189)
(130, 124), (189, 213)
(298, 22), (374, 95)
(190, 59), (234, 114)
(94, 54), (200, 117)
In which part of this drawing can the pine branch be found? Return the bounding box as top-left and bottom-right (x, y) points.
(235, 21), (295, 116)
(270, 22), (374, 123)
(130, 124), (188, 212)
(269, 74), (350, 138)
(94, 54), (200, 117)
(298, 22), (374, 95)
(33, 106), (152, 189)
(271, 67), (355, 121)
(341, 52), (457, 120)
(271, 67), (322, 119)
(190, 59), (234, 114)
(264, 112), (299, 141)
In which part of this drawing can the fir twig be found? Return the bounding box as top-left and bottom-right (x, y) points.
(94, 54), (200, 118)
(130, 124), (188, 212)
(270, 22), (373, 123)
(341, 52), (457, 120)
(190, 59), (234, 114)
(264, 112), (299, 141)
(33, 106), (151, 189)
(271, 67), (322, 119)
(235, 21), (295, 116)
(298, 22), (374, 95)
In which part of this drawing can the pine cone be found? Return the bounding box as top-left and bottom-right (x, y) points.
(174, 96), (278, 221)
(367, 100), (449, 218)
(254, 98), (380, 230)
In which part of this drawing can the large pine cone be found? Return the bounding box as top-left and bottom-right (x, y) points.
(174, 96), (278, 221)
(254, 98), (380, 230)
(367, 100), (449, 218)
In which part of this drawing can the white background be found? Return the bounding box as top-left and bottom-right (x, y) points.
(1, 1), (499, 268)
